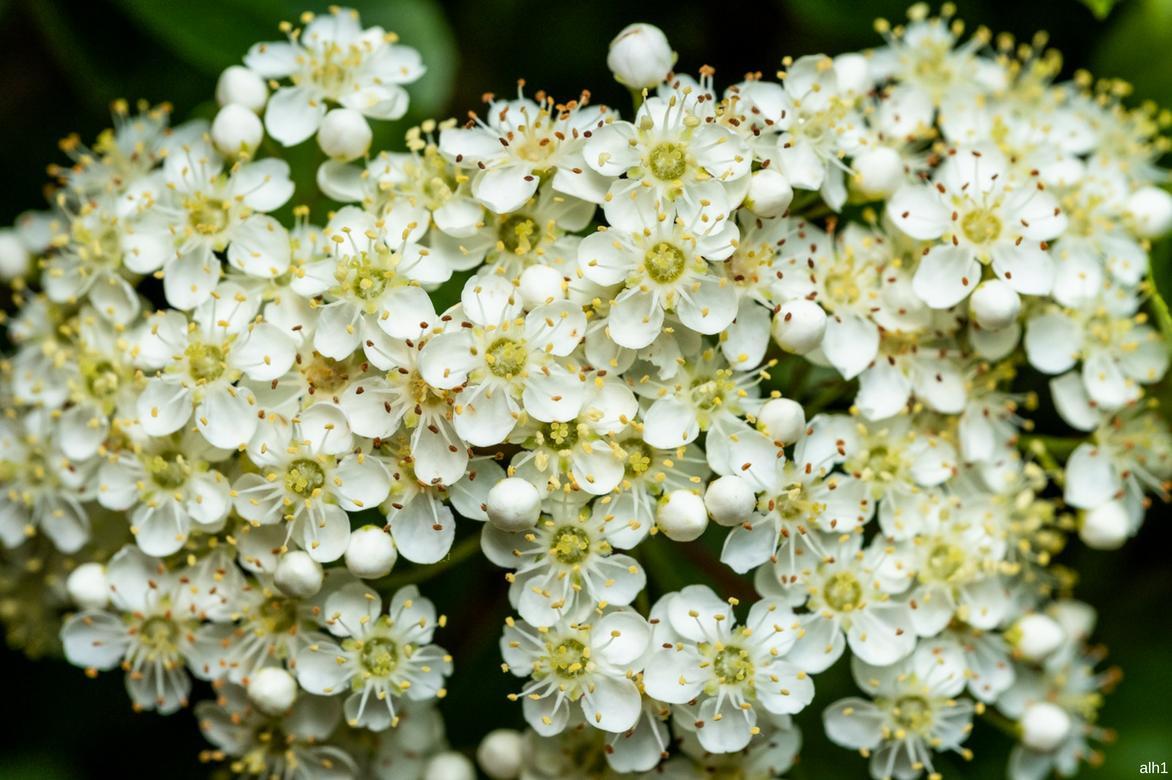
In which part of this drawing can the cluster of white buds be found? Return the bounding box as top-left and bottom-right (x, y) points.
(1, 4), (1169, 779)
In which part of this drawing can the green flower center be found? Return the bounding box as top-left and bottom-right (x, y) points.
(344, 254), (390, 301)
(551, 526), (592, 565)
(960, 208), (1002, 244)
(712, 645), (755, 686)
(549, 637), (590, 679)
(284, 459), (326, 498)
(923, 542), (965, 583)
(138, 616), (179, 655)
(498, 214), (539, 255)
(80, 358), (121, 400)
(823, 571), (864, 612)
(146, 452), (189, 489)
(187, 197), (229, 237)
(485, 337), (528, 378)
(360, 637), (399, 677)
(643, 241), (688, 284)
(185, 342), (227, 383)
(260, 598), (300, 636)
(545, 421), (580, 451)
(623, 440), (653, 478)
(647, 141), (689, 181)
(823, 266), (862, 305)
(891, 695), (933, 733)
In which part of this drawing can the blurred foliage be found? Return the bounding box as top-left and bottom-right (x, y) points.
(0, 0), (1169, 778)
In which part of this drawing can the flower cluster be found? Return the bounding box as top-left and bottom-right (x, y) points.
(1, 5), (1170, 779)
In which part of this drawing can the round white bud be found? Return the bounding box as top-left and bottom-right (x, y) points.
(66, 562), (108, 610)
(772, 299), (827, 354)
(852, 147), (905, 198)
(1013, 613), (1065, 662)
(1079, 500), (1130, 550)
(704, 475), (757, 527)
(969, 279), (1021, 331)
(345, 525), (398, 579)
(486, 477), (542, 532)
(424, 751), (476, 780)
(1050, 600), (1096, 645)
(215, 65), (268, 112)
(834, 53), (871, 94)
(1020, 701), (1073, 753)
(274, 550), (324, 598)
(477, 728), (524, 779)
(0, 229), (30, 280)
(519, 264), (565, 309)
(657, 489), (708, 542)
(211, 103), (263, 157)
(744, 168), (794, 218)
(756, 397), (806, 445)
(607, 23), (675, 89)
(1125, 185), (1172, 238)
(318, 108), (373, 161)
(248, 667), (298, 715)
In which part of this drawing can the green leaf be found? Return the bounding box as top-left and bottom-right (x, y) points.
(1080, 0), (1120, 18)
(1149, 239), (1172, 349)
(1092, 0), (1172, 105)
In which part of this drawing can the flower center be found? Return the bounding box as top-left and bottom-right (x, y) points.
(960, 208), (1002, 244)
(549, 637), (590, 679)
(485, 337), (528, 378)
(891, 695), (933, 733)
(823, 265), (862, 305)
(360, 637), (399, 677)
(823, 571), (864, 612)
(187, 196), (229, 237)
(545, 421), (580, 452)
(923, 542), (965, 582)
(80, 357), (121, 400)
(260, 598), (300, 636)
(146, 452), (189, 489)
(622, 440), (653, 478)
(138, 616), (179, 655)
(185, 342), (227, 383)
(647, 141), (688, 181)
(284, 459), (326, 498)
(498, 214), (539, 255)
(550, 526), (592, 564)
(344, 254), (391, 301)
(643, 241), (688, 284)
(712, 645), (755, 686)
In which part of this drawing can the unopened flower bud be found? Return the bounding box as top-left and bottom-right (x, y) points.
(66, 562), (109, 610)
(657, 489), (708, 542)
(772, 299), (826, 354)
(607, 23), (675, 89)
(318, 108), (373, 161)
(852, 147), (905, 198)
(216, 65), (268, 112)
(486, 477), (542, 532)
(1050, 600), (1096, 645)
(757, 397), (806, 445)
(519, 264), (565, 309)
(1125, 186), (1172, 238)
(345, 525), (398, 579)
(745, 168), (794, 218)
(425, 751), (476, 780)
(970, 279), (1021, 331)
(1020, 701), (1073, 753)
(275, 550), (324, 598)
(1013, 613), (1065, 662)
(248, 667), (297, 715)
(477, 728), (524, 779)
(212, 103), (263, 157)
(704, 475), (757, 527)
(0, 229), (30, 281)
(834, 53), (871, 94)
(1080, 500), (1130, 550)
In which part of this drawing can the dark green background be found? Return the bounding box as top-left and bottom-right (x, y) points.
(0, 0), (1169, 777)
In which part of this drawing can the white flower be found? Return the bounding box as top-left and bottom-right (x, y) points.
(501, 608), (650, 735)
(583, 83), (750, 208)
(642, 585), (814, 754)
(440, 93), (612, 212)
(196, 683), (358, 779)
(887, 144), (1068, 308)
(481, 492), (646, 627)
(823, 641), (975, 780)
(419, 274), (586, 446)
(758, 533), (916, 672)
(246, 7), (424, 146)
(134, 282), (296, 449)
(296, 582), (452, 731)
(578, 191), (739, 348)
(122, 139), (294, 309)
(232, 403), (390, 562)
(60, 546), (227, 714)
(96, 428), (231, 556)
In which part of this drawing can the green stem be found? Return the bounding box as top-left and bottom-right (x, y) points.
(980, 707), (1021, 738)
